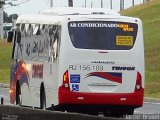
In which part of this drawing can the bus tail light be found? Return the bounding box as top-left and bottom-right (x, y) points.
(62, 70), (70, 90)
(135, 72), (142, 91)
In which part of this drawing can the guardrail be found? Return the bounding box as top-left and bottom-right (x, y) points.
(0, 105), (122, 120)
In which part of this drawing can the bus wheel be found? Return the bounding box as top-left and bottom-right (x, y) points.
(40, 89), (46, 110)
(16, 82), (22, 105)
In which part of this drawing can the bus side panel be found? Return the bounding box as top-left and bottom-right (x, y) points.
(43, 63), (59, 108)
(10, 23), (61, 108)
(22, 62), (59, 108)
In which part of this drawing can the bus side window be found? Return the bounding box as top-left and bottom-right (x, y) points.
(49, 25), (61, 63)
(11, 30), (17, 59)
(33, 24), (40, 35)
(14, 24), (24, 60)
(55, 26), (61, 61)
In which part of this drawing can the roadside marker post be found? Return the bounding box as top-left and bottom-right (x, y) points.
(1, 97), (3, 105)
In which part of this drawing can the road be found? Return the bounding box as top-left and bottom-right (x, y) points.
(135, 102), (160, 114)
(1, 88), (160, 114)
(0, 87), (10, 105)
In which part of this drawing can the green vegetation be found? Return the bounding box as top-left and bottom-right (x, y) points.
(121, 0), (160, 98)
(0, 40), (12, 84)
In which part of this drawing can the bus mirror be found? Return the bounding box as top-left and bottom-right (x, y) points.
(17, 32), (21, 44)
(7, 31), (13, 43)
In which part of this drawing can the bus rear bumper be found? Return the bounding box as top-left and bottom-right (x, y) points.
(58, 86), (144, 107)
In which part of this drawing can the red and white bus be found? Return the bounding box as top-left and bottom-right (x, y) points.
(7, 7), (144, 117)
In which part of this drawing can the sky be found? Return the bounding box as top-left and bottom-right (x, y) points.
(3, 0), (144, 15)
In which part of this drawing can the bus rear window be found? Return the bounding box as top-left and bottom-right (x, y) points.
(68, 21), (138, 50)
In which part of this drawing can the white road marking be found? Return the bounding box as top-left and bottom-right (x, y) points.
(151, 103), (160, 105)
(134, 110), (145, 114)
(144, 101), (160, 105)
(144, 102), (150, 104)
(134, 111), (155, 114)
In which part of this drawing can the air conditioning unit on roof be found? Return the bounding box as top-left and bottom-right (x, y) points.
(40, 7), (120, 16)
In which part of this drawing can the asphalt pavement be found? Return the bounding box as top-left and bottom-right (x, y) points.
(1, 86), (160, 115)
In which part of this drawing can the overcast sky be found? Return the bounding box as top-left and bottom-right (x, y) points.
(4, 0), (144, 15)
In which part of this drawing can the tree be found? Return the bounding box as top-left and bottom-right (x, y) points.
(0, 0), (19, 8)
(9, 14), (18, 22)
(0, 0), (5, 8)
(3, 12), (18, 23)
(3, 11), (9, 23)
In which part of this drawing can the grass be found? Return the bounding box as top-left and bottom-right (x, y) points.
(121, 0), (160, 98)
(0, 40), (12, 84)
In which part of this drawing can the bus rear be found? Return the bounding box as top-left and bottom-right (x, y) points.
(58, 16), (144, 116)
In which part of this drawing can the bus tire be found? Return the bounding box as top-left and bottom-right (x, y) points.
(16, 81), (22, 105)
(40, 86), (46, 110)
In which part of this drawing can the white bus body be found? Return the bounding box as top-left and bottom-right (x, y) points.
(9, 7), (144, 116)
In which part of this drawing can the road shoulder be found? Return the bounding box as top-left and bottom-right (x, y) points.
(0, 83), (10, 88)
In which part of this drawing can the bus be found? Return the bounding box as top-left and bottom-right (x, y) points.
(7, 7), (144, 117)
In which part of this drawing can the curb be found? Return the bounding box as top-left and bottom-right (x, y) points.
(144, 97), (160, 102)
(0, 105), (119, 120)
(0, 83), (10, 88)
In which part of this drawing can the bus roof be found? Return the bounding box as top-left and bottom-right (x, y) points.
(40, 7), (120, 16)
(16, 8), (139, 25)
(16, 15), (63, 24)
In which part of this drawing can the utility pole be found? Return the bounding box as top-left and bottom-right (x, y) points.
(101, 0), (103, 8)
(120, 0), (124, 11)
(0, 0), (4, 39)
(50, 0), (53, 7)
(91, 1), (93, 8)
(68, 0), (73, 7)
(110, 0), (112, 9)
(132, 0), (134, 6)
(0, 7), (3, 39)
(84, 0), (86, 8)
